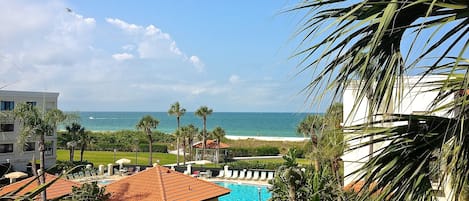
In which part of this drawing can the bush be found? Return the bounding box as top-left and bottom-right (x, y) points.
(255, 146), (280, 156)
(226, 160), (282, 170)
(228, 146), (280, 157)
(229, 148), (251, 157)
(138, 144), (168, 153)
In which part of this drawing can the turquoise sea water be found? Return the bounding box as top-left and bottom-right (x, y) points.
(214, 181), (271, 201)
(68, 112), (312, 137)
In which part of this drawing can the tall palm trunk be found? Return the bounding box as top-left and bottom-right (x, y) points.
(216, 138), (220, 163)
(80, 144), (85, 162)
(69, 147), (74, 162)
(288, 185), (296, 201)
(310, 126), (320, 171)
(189, 137), (193, 161)
(202, 117), (207, 160)
(147, 130), (153, 166)
(39, 133), (47, 201)
(182, 138), (186, 166)
(176, 117), (180, 166)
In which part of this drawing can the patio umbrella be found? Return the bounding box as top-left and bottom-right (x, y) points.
(193, 160), (212, 165)
(4, 172), (28, 183)
(115, 158), (131, 164)
(116, 158), (131, 169)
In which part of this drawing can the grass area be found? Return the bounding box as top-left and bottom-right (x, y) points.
(225, 139), (307, 154)
(57, 149), (177, 166)
(242, 158), (311, 165)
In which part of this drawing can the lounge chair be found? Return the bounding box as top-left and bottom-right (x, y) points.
(238, 170), (246, 180)
(252, 171), (260, 180)
(259, 171), (267, 181)
(224, 170), (232, 179)
(244, 171), (253, 180)
(191, 170), (200, 177)
(216, 170), (224, 178)
(231, 170), (239, 179)
(267, 171), (275, 182)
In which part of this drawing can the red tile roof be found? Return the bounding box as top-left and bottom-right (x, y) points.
(192, 140), (230, 149)
(0, 173), (80, 200)
(106, 166), (230, 201)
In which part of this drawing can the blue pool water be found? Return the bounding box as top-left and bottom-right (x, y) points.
(214, 182), (271, 201)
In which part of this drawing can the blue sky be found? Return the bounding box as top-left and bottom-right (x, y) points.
(0, 0), (322, 112)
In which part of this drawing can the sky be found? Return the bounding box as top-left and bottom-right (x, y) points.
(0, 0), (320, 112)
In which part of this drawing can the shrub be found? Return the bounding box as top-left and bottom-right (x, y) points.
(138, 144), (168, 153)
(226, 160), (282, 170)
(228, 147), (251, 157)
(255, 146), (280, 156)
(228, 146), (280, 157)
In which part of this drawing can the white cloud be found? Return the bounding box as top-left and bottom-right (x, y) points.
(106, 18), (203, 71)
(189, 56), (205, 72)
(229, 75), (240, 84)
(106, 18), (141, 33)
(112, 53), (134, 61)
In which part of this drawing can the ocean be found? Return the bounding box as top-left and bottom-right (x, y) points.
(68, 112), (311, 138)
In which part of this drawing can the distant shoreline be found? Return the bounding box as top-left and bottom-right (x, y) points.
(226, 135), (307, 142)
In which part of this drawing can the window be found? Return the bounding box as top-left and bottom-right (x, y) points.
(0, 124), (14, 132)
(23, 142), (35, 152)
(26, 101), (37, 107)
(0, 144), (13, 153)
(0, 101), (14, 111)
(45, 141), (54, 156)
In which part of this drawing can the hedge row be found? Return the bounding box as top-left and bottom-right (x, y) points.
(225, 160), (282, 170)
(228, 146), (280, 157)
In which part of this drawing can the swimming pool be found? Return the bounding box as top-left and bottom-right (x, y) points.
(214, 181), (272, 201)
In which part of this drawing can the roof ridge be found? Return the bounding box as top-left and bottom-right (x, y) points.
(156, 166), (168, 201)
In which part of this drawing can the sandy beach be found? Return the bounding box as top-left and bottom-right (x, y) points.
(226, 135), (307, 142)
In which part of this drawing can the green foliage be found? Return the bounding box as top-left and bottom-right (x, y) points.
(67, 182), (110, 201)
(228, 146), (280, 157)
(56, 150), (177, 166)
(255, 146), (280, 156)
(269, 149), (344, 201)
(57, 130), (174, 152)
(138, 144), (168, 153)
(225, 160), (283, 170)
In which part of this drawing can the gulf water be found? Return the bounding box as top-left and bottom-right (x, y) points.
(70, 112), (311, 137)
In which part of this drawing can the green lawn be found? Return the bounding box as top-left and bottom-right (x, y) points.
(57, 149), (177, 166)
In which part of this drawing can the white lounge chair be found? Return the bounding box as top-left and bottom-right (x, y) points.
(244, 171), (253, 180)
(238, 170), (246, 180)
(259, 171), (267, 181)
(216, 170), (224, 178)
(267, 171), (275, 182)
(252, 171), (260, 180)
(231, 170), (239, 179)
(224, 170), (233, 178)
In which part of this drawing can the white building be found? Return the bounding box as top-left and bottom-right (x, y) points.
(342, 76), (453, 199)
(0, 90), (59, 172)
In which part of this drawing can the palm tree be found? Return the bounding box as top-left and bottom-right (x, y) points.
(210, 126), (226, 163)
(168, 102), (186, 166)
(290, 0), (468, 199)
(79, 130), (92, 162)
(14, 103), (65, 201)
(177, 128), (187, 165)
(136, 115), (159, 166)
(195, 106), (213, 160)
(186, 124), (198, 161)
(296, 114), (324, 170)
(65, 123), (84, 162)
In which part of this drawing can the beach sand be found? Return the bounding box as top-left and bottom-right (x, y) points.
(226, 135), (307, 142)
